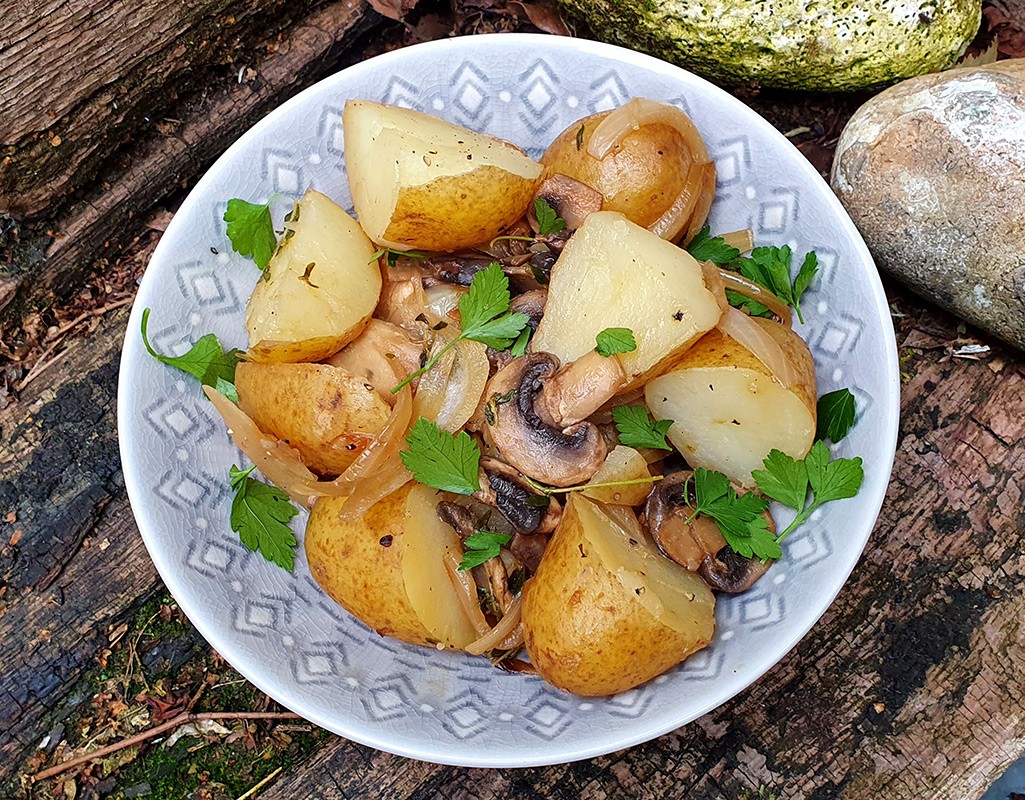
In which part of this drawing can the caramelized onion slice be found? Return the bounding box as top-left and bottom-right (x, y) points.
(648, 162), (705, 241)
(716, 269), (793, 328)
(716, 306), (800, 390)
(465, 596), (523, 656)
(444, 553), (491, 638)
(680, 162), (717, 244)
(587, 97), (710, 162)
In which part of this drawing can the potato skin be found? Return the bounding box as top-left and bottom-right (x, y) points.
(670, 318), (817, 416)
(384, 165), (538, 252)
(522, 495), (713, 696)
(235, 362), (390, 476)
(541, 112), (695, 229)
(305, 485), (435, 646)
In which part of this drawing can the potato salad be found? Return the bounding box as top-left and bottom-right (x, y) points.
(143, 98), (864, 696)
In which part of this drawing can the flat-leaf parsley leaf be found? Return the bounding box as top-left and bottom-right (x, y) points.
(612, 405), (673, 451)
(223, 198), (278, 270)
(228, 464), (299, 571)
(688, 468), (780, 561)
(141, 308), (242, 389)
(534, 198), (565, 236)
(751, 441), (864, 544)
(459, 530), (513, 570)
(816, 388), (857, 443)
(686, 225), (741, 266)
(393, 263), (529, 392)
(595, 327), (637, 357)
(401, 418), (482, 495)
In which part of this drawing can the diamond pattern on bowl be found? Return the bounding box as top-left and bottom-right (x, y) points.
(119, 35), (896, 768)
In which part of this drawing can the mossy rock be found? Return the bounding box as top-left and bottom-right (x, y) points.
(561, 0), (981, 91)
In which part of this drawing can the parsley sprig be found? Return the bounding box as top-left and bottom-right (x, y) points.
(534, 198), (565, 235)
(228, 465), (299, 571)
(595, 327), (637, 357)
(687, 469), (781, 560)
(752, 441), (864, 543)
(612, 405), (674, 451)
(392, 263), (529, 392)
(141, 308), (242, 390)
(370, 247), (428, 267)
(686, 227), (819, 323)
(459, 530), (513, 570)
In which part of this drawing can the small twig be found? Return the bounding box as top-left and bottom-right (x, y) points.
(31, 711), (300, 783)
(235, 766), (283, 800)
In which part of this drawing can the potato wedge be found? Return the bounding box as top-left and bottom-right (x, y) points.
(344, 100), (542, 251)
(531, 211), (722, 390)
(522, 494), (715, 696)
(541, 110), (698, 230)
(645, 318), (817, 488)
(306, 483), (479, 648)
(235, 361), (390, 476)
(246, 189), (381, 363)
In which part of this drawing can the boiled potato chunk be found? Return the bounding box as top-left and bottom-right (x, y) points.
(246, 189), (381, 363)
(235, 361), (390, 476)
(522, 494), (715, 696)
(581, 446), (652, 505)
(344, 100), (543, 251)
(306, 483), (478, 648)
(531, 211), (722, 390)
(645, 318), (817, 488)
(541, 110), (697, 230)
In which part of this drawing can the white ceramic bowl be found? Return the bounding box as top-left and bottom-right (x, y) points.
(118, 33), (900, 767)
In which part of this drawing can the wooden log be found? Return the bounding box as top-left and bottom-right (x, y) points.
(0, 0), (383, 327)
(0, 310), (162, 782)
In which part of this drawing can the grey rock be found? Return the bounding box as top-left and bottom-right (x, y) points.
(831, 61), (1025, 350)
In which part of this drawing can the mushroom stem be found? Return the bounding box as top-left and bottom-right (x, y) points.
(538, 350), (627, 427)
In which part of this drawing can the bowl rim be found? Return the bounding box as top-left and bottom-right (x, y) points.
(117, 31), (900, 767)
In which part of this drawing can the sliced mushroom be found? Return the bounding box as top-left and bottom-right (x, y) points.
(421, 254), (494, 287)
(509, 532), (550, 574)
(535, 349), (626, 427)
(644, 469), (774, 592)
(435, 501), (516, 614)
(509, 289), (547, 332)
(479, 457), (562, 535)
(483, 353), (621, 487)
(528, 173), (604, 232)
(698, 547), (772, 593)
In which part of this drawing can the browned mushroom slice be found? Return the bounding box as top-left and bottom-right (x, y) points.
(479, 458), (562, 535)
(483, 352), (625, 487)
(699, 547), (772, 593)
(509, 289), (547, 332)
(644, 470), (774, 592)
(528, 173), (604, 232)
(509, 531), (550, 574)
(421, 254), (494, 287)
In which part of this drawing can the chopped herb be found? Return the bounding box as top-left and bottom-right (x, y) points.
(816, 388), (857, 443)
(612, 404), (674, 451)
(595, 327), (637, 357)
(215, 377), (239, 404)
(392, 263), (529, 392)
(299, 262), (319, 288)
(223, 198), (278, 270)
(228, 464), (299, 571)
(141, 308), (242, 389)
(533, 197), (565, 236)
(400, 418), (481, 495)
(510, 325), (532, 357)
(458, 530), (513, 570)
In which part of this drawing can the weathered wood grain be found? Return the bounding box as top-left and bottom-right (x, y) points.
(1, 0), (296, 217)
(0, 0), (383, 328)
(259, 333), (1025, 800)
(0, 310), (162, 783)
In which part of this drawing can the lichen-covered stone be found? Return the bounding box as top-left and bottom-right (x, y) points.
(558, 0), (980, 92)
(832, 61), (1025, 350)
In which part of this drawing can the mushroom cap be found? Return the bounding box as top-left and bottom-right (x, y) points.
(484, 353), (608, 487)
(698, 546), (772, 594)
